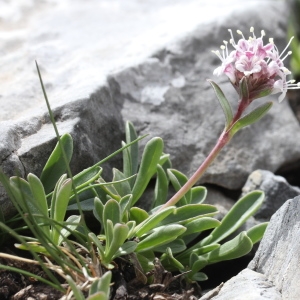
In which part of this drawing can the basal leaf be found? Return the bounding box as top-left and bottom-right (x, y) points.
(153, 164), (169, 207)
(152, 239), (186, 253)
(40, 133), (73, 194)
(113, 241), (137, 258)
(105, 223), (129, 263)
(190, 186), (207, 204)
(129, 207), (149, 225)
(200, 190), (264, 246)
(131, 137), (164, 205)
(112, 168), (132, 197)
(134, 206), (175, 238)
(246, 222), (268, 244)
(161, 247), (184, 271)
(135, 224), (186, 252)
(103, 199), (121, 231)
(159, 204), (218, 226)
(205, 231), (253, 263)
(183, 217), (220, 236)
(167, 169), (191, 205)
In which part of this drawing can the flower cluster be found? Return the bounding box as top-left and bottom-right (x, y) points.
(212, 27), (300, 102)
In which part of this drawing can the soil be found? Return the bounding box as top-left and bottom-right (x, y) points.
(0, 248), (203, 300)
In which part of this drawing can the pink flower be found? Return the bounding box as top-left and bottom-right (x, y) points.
(212, 27), (300, 102)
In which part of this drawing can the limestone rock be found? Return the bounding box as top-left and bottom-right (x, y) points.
(205, 196), (300, 299)
(0, 87), (124, 218)
(200, 268), (281, 300)
(242, 170), (300, 221)
(248, 196), (300, 300)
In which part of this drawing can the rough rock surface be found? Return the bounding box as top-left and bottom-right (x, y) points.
(200, 268), (282, 300)
(202, 196), (300, 300)
(248, 196), (300, 300)
(242, 170), (300, 221)
(0, 88), (124, 218)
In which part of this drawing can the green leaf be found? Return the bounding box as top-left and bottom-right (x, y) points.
(103, 199), (121, 234)
(27, 173), (48, 218)
(189, 253), (208, 274)
(153, 239), (186, 253)
(131, 137), (164, 205)
(112, 168), (132, 197)
(89, 271), (111, 299)
(205, 231), (253, 263)
(40, 133), (73, 194)
(190, 186), (207, 204)
(68, 198), (94, 211)
(51, 178), (72, 223)
(50, 178), (72, 245)
(153, 164), (169, 207)
(183, 217), (220, 236)
(96, 271), (112, 298)
(230, 102), (273, 136)
(123, 121), (139, 186)
(135, 252), (155, 274)
(119, 194), (133, 218)
(208, 80), (233, 129)
(129, 207), (149, 225)
(87, 292), (107, 300)
(50, 174), (67, 219)
(167, 169), (191, 205)
(246, 222), (268, 244)
(113, 241), (138, 258)
(105, 223), (129, 263)
(201, 191), (264, 246)
(135, 224), (186, 252)
(194, 244), (220, 256)
(134, 206), (175, 238)
(126, 221), (136, 237)
(93, 197), (104, 225)
(73, 166), (102, 191)
(190, 272), (208, 281)
(159, 204), (218, 226)
(239, 77), (249, 100)
(88, 232), (105, 259)
(10, 177), (35, 212)
(57, 215), (81, 245)
(161, 247), (185, 270)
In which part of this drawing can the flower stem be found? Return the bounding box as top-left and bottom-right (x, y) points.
(158, 130), (232, 211)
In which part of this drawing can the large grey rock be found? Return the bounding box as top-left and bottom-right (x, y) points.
(113, 1), (300, 190)
(0, 0), (260, 122)
(242, 170), (300, 221)
(248, 196), (300, 300)
(203, 196), (300, 299)
(200, 269), (281, 300)
(0, 87), (124, 218)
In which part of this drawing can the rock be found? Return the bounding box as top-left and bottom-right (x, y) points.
(248, 196), (300, 300)
(0, 87), (124, 219)
(241, 170), (300, 221)
(200, 268), (281, 300)
(203, 195), (300, 299)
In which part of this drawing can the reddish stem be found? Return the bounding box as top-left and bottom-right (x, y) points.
(157, 98), (248, 212)
(158, 130), (232, 211)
